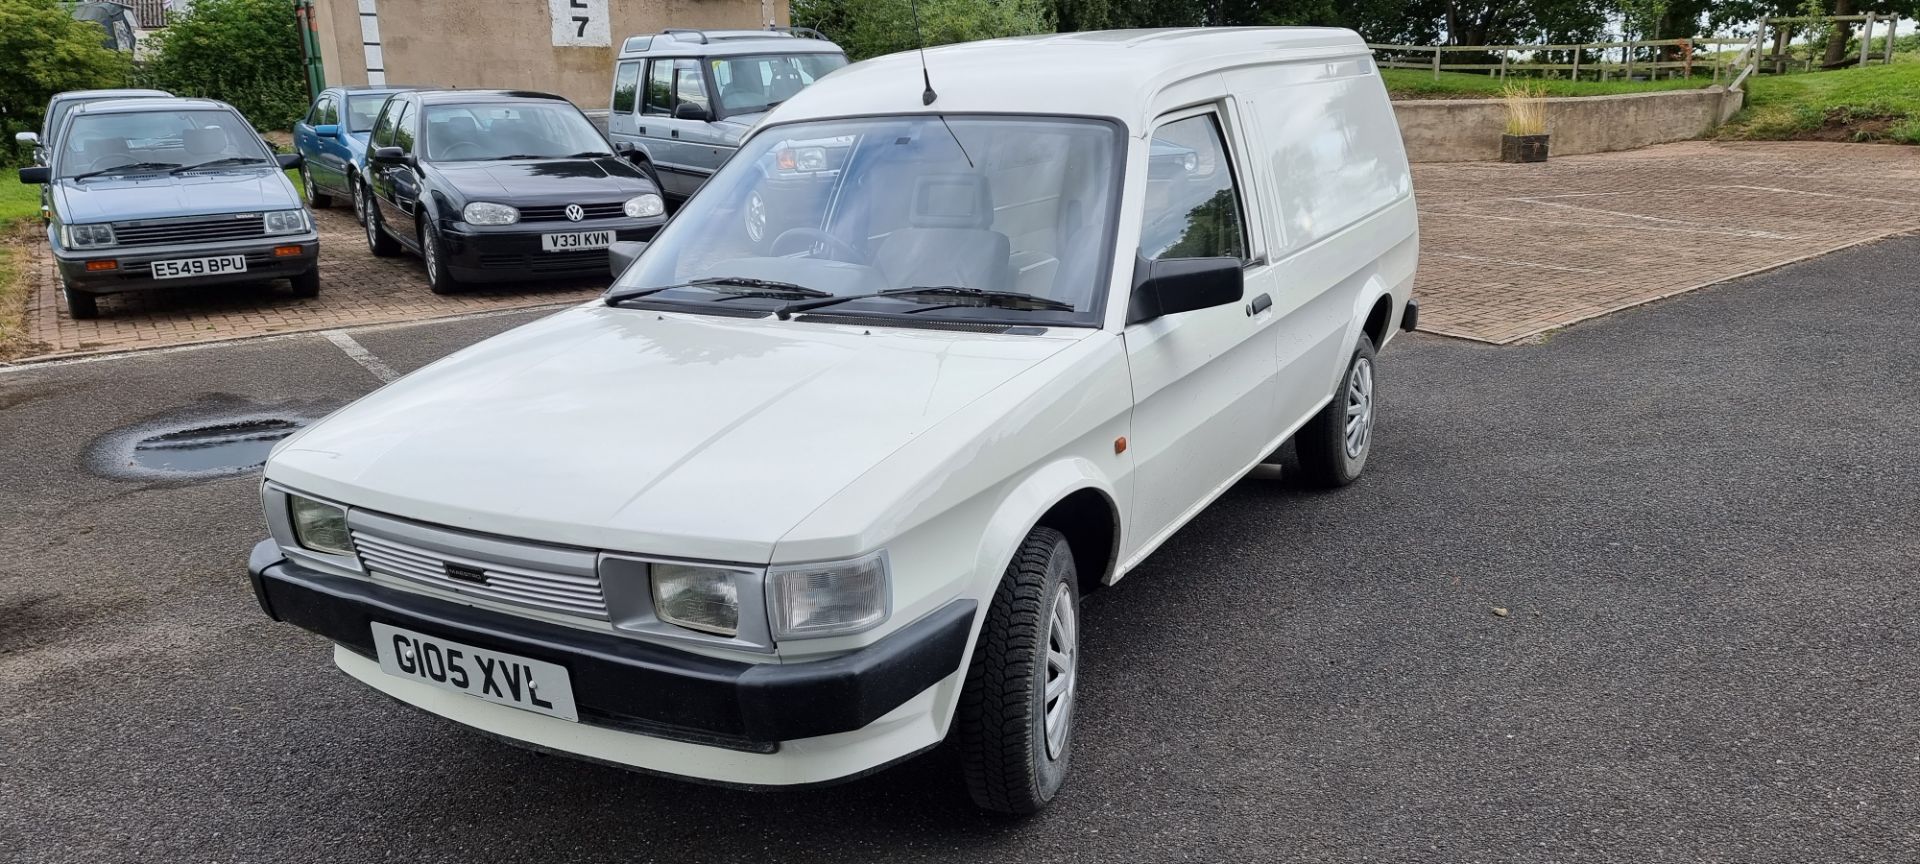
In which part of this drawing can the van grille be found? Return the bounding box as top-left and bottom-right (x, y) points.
(112, 214), (269, 247)
(520, 203), (627, 222)
(352, 530), (609, 619)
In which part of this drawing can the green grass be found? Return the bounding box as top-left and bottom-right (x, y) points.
(0, 174), (36, 359)
(0, 172), (42, 225)
(1381, 68), (1712, 100)
(1722, 61), (1920, 143)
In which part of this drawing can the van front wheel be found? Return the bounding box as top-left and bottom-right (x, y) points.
(957, 526), (1079, 814)
(1295, 332), (1378, 488)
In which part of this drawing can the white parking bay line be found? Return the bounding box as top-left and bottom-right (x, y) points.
(323, 330), (400, 383)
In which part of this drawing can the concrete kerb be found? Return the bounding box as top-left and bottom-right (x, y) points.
(1393, 87), (1746, 163)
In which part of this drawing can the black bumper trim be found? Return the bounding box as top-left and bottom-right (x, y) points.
(1401, 297), (1420, 332)
(246, 540), (974, 747)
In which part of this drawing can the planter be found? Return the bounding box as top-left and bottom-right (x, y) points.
(1501, 133), (1550, 163)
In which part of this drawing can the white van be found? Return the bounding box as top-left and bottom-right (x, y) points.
(246, 28), (1418, 813)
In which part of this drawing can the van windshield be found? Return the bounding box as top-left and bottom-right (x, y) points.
(58, 109), (268, 178)
(612, 115), (1121, 327)
(708, 53), (848, 119)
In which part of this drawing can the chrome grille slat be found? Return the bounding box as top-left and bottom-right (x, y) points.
(112, 215), (270, 248)
(350, 528), (609, 619)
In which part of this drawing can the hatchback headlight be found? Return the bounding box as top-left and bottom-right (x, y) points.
(653, 564), (741, 636)
(623, 193), (664, 218)
(62, 223), (116, 248)
(463, 201), (519, 225)
(263, 209), (310, 235)
(768, 551), (890, 639)
(289, 495), (352, 557)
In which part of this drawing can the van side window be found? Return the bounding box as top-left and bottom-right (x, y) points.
(393, 102), (418, 154)
(370, 102), (400, 148)
(642, 61), (674, 116)
(1137, 114), (1246, 262)
(672, 59), (710, 114)
(613, 61), (640, 114)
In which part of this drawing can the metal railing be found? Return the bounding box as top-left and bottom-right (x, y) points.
(1370, 37), (1757, 84)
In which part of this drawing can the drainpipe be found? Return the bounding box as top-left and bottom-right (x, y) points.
(294, 0), (325, 101)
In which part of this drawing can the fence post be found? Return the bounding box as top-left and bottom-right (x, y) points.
(1625, 42), (1634, 79)
(1886, 17), (1899, 65)
(1432, 46), (1441, 80)
(1499, 50), (1508, 80)
(1572, 49), (1581, 81)
(1860, 13), (1875, 67)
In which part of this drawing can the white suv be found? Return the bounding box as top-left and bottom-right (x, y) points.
(247, 27), (1418, 813)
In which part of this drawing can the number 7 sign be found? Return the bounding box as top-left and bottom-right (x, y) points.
(549, 0), (609, 47)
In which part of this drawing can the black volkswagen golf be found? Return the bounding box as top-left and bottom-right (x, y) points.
(361, 90), (667, 293)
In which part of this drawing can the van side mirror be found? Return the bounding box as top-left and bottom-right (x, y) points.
(608, 240), (648, 277)
(1125, 256), (1244, 324)
(371, 146), (405, 163)
(17, 166), (49, 185)
(313, 123), (340, 137)
(672, 102), (711, 122)
(276, 152), (304, 169)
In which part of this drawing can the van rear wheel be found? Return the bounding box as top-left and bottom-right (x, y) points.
(956, 526), (1079, 814)
(1295, 333), (1377, 488)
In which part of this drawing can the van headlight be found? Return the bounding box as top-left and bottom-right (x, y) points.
(288, 495), (353, 556)
(462, 201), (520, 225)
(652, 564), (741, 636)
(61, 223), (116, 248)
(263, 209), (311, 235)
(768, 551), (890, 639)
(624, 193), (664, 218)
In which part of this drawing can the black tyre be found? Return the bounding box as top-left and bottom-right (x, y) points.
(421, 223), (460, 295)
(364, 201), (400, 257)
(957, 526), (1080, 814)
(1295, 332), (1378, 488)
(302, 167), (333, 208)
(64, 285), (99, 319)
(289, 268), (320, 298)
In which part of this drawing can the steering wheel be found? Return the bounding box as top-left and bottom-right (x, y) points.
(84, 152), (137, 172)
(769, 227), (864, 263)
(438, 141), (483, 160)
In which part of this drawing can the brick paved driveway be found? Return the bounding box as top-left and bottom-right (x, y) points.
(1414, 141), (1920, 343)
(12, 141), (1920, 358)
(18, 205), (601, 359)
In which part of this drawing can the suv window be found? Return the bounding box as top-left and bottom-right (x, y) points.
(642, 61), (674, 116)
(1138, 114), (1245, 262)
(613, 61), (640, 115)
(672, 59), (709, 114)
(709, 53), (847, 118)
(370, 101), (401, 148)
(393, 102), (418, 154)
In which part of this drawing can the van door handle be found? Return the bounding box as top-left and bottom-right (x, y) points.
(1246, 293), (1272, 316)
(670, 130), (680, 138)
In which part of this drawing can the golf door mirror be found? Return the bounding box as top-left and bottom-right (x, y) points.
(371, 146), (404, 164)
(672, 102), (711, 123)
(276, 152), (304, 169)
(608, 240), (648, 277)
(614, 141), (639, 158)
(17, 166), (49, 185)
(313, 124), (341, 137)
(1125, 255), (1244, 325)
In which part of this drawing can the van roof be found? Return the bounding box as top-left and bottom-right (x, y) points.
(764, 27), (1368, 136)
(618, 28), (844, 58)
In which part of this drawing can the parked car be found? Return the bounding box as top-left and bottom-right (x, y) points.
(606, 28), (846, 209)
(291, 85), (416, 218)
(244, 28), (1418, 812)
(15, 88), (172, 165)
(18, 97), (316, 319)
(359, 89), (667, 293)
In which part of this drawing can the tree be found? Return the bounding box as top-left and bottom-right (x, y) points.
(141, 0), (307, 131)
(794, 0), (1053, 61)
(0, 0), (130, 163)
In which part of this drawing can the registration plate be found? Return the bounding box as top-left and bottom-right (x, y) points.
(151, 255), (247, 279)
(541, 230), (613, 252)
(370, 622), (578, 721)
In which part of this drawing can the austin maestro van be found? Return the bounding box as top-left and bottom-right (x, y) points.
(245, 28), (1419, 813)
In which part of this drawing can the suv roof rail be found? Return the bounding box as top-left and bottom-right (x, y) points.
(764, 25), (827, 40)
(660, 28), (709, 44)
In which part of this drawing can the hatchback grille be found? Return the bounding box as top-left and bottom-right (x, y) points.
(477, 250), (608, 272)
(520, 203), (626, 222)
(352, 530), (609, 619)
(112, 214), (270, 247)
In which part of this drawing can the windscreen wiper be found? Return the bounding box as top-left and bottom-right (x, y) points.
(775, 285), (1074, 318)
(169, 157), (268, 174)
(605, 276), (831, 306)
(564, 151), (615, 159)
(69, 162), (181, 180)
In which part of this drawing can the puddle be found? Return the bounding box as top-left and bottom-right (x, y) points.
(88, 396), (326, 481)
(129, 419), (304, 474)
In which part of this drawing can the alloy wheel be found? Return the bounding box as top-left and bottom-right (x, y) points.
(365, 207), (380, 249)
(424, 230), (439, 283)
(1344, 357), (1374, 458)
(353, 180), (366, 224)
(1043, 582), (1077, 760)
(744, 190), (767, 244)
(302, 168), (316, 203)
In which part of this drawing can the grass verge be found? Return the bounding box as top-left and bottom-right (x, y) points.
(1382, 68), (1712, 100)
(1721, 61), (1920, 143)
(0, 173), (43, 359)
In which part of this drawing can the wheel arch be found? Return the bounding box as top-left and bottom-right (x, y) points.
(971, 460), (1123, 605)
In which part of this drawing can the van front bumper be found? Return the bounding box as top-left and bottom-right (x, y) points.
(55, 235), (318, 294)
(246, 540), (974, 785)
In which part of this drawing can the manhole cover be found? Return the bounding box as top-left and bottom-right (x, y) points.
(129, 419), (304, 474)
